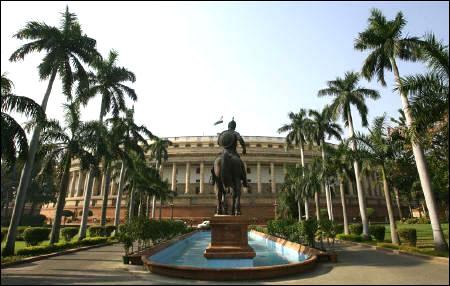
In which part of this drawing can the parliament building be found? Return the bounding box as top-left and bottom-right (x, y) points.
(40, 136), (401, 224)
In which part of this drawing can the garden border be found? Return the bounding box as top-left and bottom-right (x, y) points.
(1, 241), (117, 269)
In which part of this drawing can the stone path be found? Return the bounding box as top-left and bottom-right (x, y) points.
(1, 241), (448, 285)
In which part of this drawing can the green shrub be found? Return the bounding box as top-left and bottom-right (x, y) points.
(378, 242), (399, 250)
(61, 227), (79, 242)
(349, 223), (363, 235)
(20, 214), (47, 226)
(23, 227), (51, 246)
(1, 228), (8, 242)
(337, 234), (362, 242)
(398, 228), (417, 246)
(88, 226), (106, 237)
(300, 219), (318, 247)
(249, 225), (267, 234)
(104, 225), (116, 237)
(267, 219), (296, 239)
(417, 217), (430, 224)
(16, 237), (108, 256)
(403, 218), (418, 224)
(334, 224), (344, 235)
(369, 225), (386, 242)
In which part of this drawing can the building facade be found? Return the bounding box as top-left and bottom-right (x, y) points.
(40, 136), (399, 224)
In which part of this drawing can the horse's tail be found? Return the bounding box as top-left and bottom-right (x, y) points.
(221, 152), (232, 188)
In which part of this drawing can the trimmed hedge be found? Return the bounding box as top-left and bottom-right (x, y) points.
(16, 237), (108, 256)
(334, 224), (344, 235)
(88, 225), (117, 237)
(369, 225), (386, 242)
(398, 228), (417, 246)
(349, 223), (363, 235)
(336, 233), (372, 242)
(23, 227), (51, 246)
(61, 227), (79, 242)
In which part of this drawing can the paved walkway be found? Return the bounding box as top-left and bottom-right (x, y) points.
(1, 241), (448, 285)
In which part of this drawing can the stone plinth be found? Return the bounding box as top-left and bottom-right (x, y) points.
(204, 215), (256, 259)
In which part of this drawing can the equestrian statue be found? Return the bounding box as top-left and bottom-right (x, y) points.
(211, 119), (249, 216)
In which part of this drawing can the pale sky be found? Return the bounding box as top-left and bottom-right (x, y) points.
(1, 1), (449, 141)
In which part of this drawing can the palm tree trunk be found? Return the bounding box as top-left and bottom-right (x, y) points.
(297, 199), (302, 222)
(138, 194), (143, 217)
(347, 112), (369, 237)
(151, 195), (156, 219)
(315, 192), (320, 221)
(100, 164), (112, 226)
(381, 167), (399, 244)
(128, 187), (135, 223)
(320, 142), (332, 221)
(78, 172), (95, 240)
(50, 155), (72, 244)
(391, 57), (448, 251)
(3, 69), (57, 256)
(394, 187), (403, 219)
(146, 195), (151, 218)
(114, 162), (126, 229)
(304, 199), (309, 220)
(339, 176), (349, 235)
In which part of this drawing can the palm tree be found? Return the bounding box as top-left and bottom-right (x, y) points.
(301, 159), (323, 221)
(355, 8), (448, 251)
(78, 50), (137, 239)
(401, 33), (448, 127)
(282, 165), (306, 222)
(355, 115), (400, 244)
(3, 7), (100, 255)
(1, 74), (45, 170)
(318, 71), (380, 236)
(149, 136), (172, 218)
(278, 109), (312, 220)
(308, 107), (343, 221)
(327, 142), (355, 235)
(39, 102), (96, 244)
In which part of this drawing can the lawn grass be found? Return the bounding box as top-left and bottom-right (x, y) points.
(378, 223), (449, 257)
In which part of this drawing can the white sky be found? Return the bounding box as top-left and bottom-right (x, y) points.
(2, 1), (449, 140)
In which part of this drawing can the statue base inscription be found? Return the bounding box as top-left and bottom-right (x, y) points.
(204, 215), (256, 259)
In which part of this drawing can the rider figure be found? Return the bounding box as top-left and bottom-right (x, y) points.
(218, 119), (250, 188)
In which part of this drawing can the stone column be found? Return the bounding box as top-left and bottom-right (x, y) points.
(171, 163), (177, 191)
(185, 162), (190, 194)
(199, 162), (204, 194)
(283, 163), (287, 175)
(270, 163), (276, 193)
(257, 162), (262, 193)
(76, 171), (84, 197)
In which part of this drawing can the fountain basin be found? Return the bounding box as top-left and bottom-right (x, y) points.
(142, 230), (324, 281)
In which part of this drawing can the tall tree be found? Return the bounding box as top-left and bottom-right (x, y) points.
(355, 8), (448, 251)
(78, 50), (137, 239)
(318, 71), (380, 236)
(39, 102), (96, 244)
(355, 115), (400, 244)
(308, 107), (343, 221)
(1, 74), (45, 170)
(3, 7), (99, 256)
(149, 136), (172, 218)
(278, 109), (312, 220)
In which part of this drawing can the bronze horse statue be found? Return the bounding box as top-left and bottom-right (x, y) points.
(210, 121), (248, 216)
(212, 153), (244, 215)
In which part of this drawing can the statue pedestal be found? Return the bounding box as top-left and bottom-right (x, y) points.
(204, 215), (256, 259)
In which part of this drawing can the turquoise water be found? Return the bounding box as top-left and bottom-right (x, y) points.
(149, 231), (309, 268)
